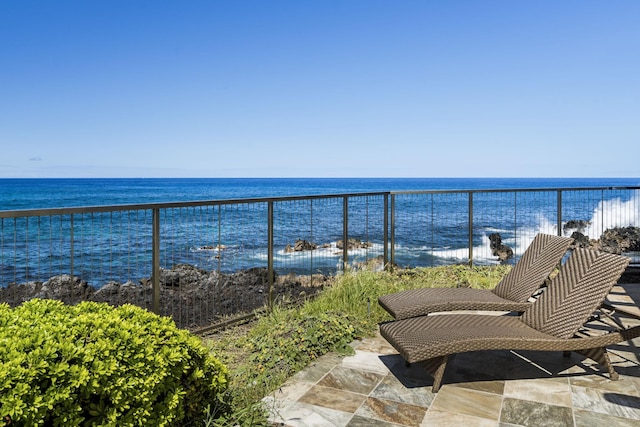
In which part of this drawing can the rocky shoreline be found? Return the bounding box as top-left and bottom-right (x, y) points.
(567, 226), (640, 253)
(0, 265), (333, 330)
(282, 227), (640, 265)
(283, 238), (372, 253)
(490, 226), (640, 263)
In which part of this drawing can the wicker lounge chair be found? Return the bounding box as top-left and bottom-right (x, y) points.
(380, 248), (637, 392)
(379, 233), (574, 320)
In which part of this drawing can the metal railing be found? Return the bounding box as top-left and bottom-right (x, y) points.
(1, 186), (639, 330)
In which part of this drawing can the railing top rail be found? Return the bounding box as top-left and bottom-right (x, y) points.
(0, 191), (390, 219)
(1, 185), (638, 219)
(390, 185), (640, 196)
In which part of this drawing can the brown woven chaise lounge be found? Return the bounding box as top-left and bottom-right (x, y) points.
(379, 233), (574, 320)
(380, 248), (640, 392)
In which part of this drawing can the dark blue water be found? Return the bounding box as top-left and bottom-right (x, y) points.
(2, 177), (639, 210)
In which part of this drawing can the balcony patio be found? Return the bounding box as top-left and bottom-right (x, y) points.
(264, 281), (640, 427)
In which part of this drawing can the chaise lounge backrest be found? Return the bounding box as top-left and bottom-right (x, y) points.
(492, 234), (574, 302)
(521, 248), (630, 339)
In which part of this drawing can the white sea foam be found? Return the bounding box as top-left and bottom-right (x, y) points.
(582, 191), (640, 238)
(272, 241), (385, 260)
(430, 236), (498, 264)
(194, 244), (230, 252)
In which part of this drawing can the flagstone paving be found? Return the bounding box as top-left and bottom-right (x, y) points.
(264, 283), (640, 426)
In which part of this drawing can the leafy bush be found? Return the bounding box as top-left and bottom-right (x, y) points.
(0, 299), (228, 426)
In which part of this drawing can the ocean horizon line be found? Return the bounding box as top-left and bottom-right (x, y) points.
(2, 177), (640, 212)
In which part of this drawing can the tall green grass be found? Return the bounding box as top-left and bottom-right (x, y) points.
(303, 264), (510, 331)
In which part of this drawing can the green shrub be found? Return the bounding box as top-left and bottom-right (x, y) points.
(0, 299), (228, 426)
(243, 310), (356, 381)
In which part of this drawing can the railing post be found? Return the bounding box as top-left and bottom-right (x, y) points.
(383, 194), (389, 270)
(557, 190), (562, 236)
(601, 189), (605, 237)
(24, 218), (29, 280)
(268, 201), (274, 310)
(514, 192), (518, 248)
(468, 192), (474, 266)
(216, 205), (222, 273)
(310, 199), (314, 285)
(390, 194), (395, 269)
(69, 214), (74, 281)
(343, 196), (349, 269)
(152, 208), (160, 314)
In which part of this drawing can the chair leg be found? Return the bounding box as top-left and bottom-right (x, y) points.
(576, 347), (619, 381)
(421, 355), (449, 393)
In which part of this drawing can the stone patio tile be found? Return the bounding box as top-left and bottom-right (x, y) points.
(573, 408), (640, 427)
(370, 373), (434, 408)
(571, 384), (640, 420)
(268, 379), (315, 402)
(342, 349), (390, 375)
(569, 374), (640, 396)
(298, 384), (367, 413)
(447, 380), (506, 395)
(625, 375), (640, 396)
(608, 348), (640, 365)
(421, 409), (499, 427)
(355, 396), (427, 427)
(346, 414), (404, 427)
(428, 385), (502, 421)
(441, 349), (572, 386)
(499, 398), (573, 427)
(356, 333), (398, 355)
(291, 352), (346, 383)
(317, 365), (384, 395)
(503, 378), (573, 407)
(265, 399), (353, 427)
(377, 354), (434, 389)
(348, 338), (363, 351)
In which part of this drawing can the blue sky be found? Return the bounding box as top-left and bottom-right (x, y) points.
(1, 1), (638, 178)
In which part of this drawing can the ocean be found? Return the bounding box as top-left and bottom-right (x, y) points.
(1, 177), (639, 286)
(2, 177), (640, 211)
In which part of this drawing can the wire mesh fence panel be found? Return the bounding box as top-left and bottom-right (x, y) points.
(270, 198), (336, 308)
(561, 189), (609, 238)
(470, 190), (559, 265)
(390, 193), (434, 268)
(80, 210), (156, 313)
(392, 192), (472, 267)
(346, 194), (386, 269)
(78, 210), (154, 286)
(156, 202), (272, 328)
(470, 191), (516, 264)
(0, 210), (156, 309)
(512, 190), (560, 259)
(273, 197), (345, 275)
